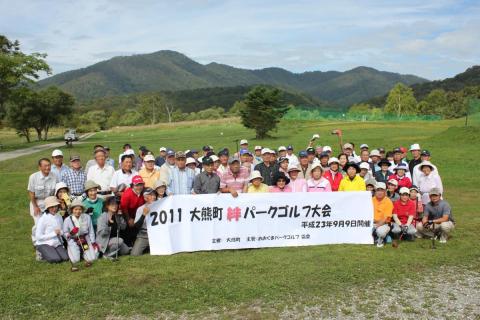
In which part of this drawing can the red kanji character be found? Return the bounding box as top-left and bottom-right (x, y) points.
(227, 207), (241, 221)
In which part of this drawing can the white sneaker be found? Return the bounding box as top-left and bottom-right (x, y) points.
(439, 236), (447, 244)
(35, 249), (43, 261)
(376, 240), (384, 248)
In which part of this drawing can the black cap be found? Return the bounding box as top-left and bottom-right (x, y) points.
(421, 150), (431, 156)
(202, 146), (211, 151)
(378, 158), (391, 166)
(202, 157), (214, 165)
(393, 147), (402, 154)
(319, 152), (329, 158)
(344, 162), (360, 173)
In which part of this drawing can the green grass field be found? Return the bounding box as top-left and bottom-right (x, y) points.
(0, 127), (65, 152)
(1, 115), (479, 319)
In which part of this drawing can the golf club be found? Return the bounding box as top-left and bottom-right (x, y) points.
(331, 129), (343, 152)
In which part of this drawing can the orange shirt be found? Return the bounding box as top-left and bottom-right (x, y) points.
(372, 196), (393, 222)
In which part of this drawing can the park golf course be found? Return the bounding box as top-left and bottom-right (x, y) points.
(1, 115), (479, 319)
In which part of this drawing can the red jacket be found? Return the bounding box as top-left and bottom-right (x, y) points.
(388, 174), (412, 190)
(120, 188), (145, 219)
(323, 170), (343, 191)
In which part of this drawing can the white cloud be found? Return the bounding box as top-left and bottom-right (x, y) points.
(1, 0), (479, 79)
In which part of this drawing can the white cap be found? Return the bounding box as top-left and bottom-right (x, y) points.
(375, 182), (386, 190)
(359, 162), (370, 170)
(186, 157), (196, 165)
(124, 149), (135, 156)
(159, 147), (167, 152)
(261, 148), (273, 155)
(210, 155), (219, 162)
(52, 149), (63, 157)
(240, 139), (248, 145)
(249, 170), (263, 182)
(409, 143), (421, 151)
(287, 164), (301, 173)
(310, 163), (323, 171)
(399, 187), (410, 194)
(387, 179), (398, 186)
(370, 149), (381, 157)
(323, 146), (332, 152)
(278, 146), (287, 151)
(360, 144), (369, 149)
(144, 154), (155, 162)
(328, 157), (340, 165)
(184, 149), (190, 154)
(254, 145), (262, 151)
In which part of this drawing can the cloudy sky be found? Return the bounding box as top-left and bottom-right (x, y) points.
(2, 0), (479, 80)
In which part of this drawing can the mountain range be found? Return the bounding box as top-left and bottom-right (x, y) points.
(39, 50), (428, 107)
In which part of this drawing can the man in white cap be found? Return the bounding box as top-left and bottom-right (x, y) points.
(285, 145), (299, 167)
(159, 149), (176, 184)
(369, 149), (382, 173)
(155, 147), (167, 167)
(28, 158), (59, 243)
(254, 149), (279, 186)
(50, 149), (69, 180)
(408, 144), (422, 175)
(343, 143), (360, 163)
(253, 146), (263, 165)
(139, 154), (161, 188)
(234, 139), (249, 157)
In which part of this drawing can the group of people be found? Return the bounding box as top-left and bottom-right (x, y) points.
(28, 138), (454, 270)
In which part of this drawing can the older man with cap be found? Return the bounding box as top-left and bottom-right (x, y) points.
(159, 149), (176, 184)
(155, 147), (167, 167)
(338, 162), (366, 191)
(412, 150), (439, 185)
(61, 154), (86, 198)
(85, 145), (106, 174)
(369, 149), (382, 173)
(343, 143), (361, 163)
(416, 161), (443, 205)
(110, 154), (137, 193)
(87, 148), (115, 195)
(254, 148), (279, 186)
(28, 158), (59, 242)
(193, 156), (220, 194)
(285, 146), (299, 167)
(253, 146), (263, 165)
(167, 151), (195, 195)
(408, 144), (422, 176)
(372, 182), (393, 247)
(297, 150), (312, 180)
(221, 156), (250, 197)
(234, 139), (249, 158)
(389, 148), (410, 178)
(416, 188), (454, 243)
(217, 149), (230, 176)
(391, 187), (417, 241)
(50, 149), (69, 180)
(139, 154), (161, 188)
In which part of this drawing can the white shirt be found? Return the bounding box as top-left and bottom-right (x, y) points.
(286, 153), (299, 166)
(27, 171), (59, 201)
(110, 169), (138, 189)
(413, 163), (439, 186)
(217, 164), (229, 176)
(87, 164), (115, 191)
(35, 212), (64, 246)
(416, 173), (443, 205)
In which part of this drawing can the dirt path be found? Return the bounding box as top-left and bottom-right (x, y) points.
(0, 133), (96, 162)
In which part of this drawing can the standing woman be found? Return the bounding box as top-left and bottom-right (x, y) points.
(63, 198), (98, 271)
(416, 161), (443, 205)
(131, 188), (158, 256)
(269, 172), (292, 192)
(307, 163), (332, 192)
(323, 157), (343, 192)
(35, 196), (69, 263)
(337, 153), (348, 174)
(96, 197), (130, 258)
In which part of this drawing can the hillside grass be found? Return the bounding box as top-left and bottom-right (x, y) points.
(0, 116), (479, 319)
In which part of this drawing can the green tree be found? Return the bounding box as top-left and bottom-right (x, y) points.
(5, 87), (38, 142)
(32, 87), (75, 140)
(418, 89), (448, 115)
(0, 35), (51, 117)
(384, 83), (418, 118)
(444, 91), (468, 119)
(229, 100), (246, 116)
(240, 86), (290, 139)
(137, 93), (165, 124)
(347, 103), (373, 115)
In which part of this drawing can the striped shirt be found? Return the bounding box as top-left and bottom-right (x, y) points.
(220, 167), (249, 193)
(167, 167), (195, 195)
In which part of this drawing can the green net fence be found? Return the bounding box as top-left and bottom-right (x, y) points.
(284, 108), (443, 121)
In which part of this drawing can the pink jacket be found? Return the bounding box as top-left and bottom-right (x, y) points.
(289, 178), (307, 192)
(306, 177), (332, 192)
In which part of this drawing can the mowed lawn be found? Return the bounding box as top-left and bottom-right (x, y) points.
(0, 116), (479, 319)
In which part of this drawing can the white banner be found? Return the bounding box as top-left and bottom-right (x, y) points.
(146, 192), (374, 255)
